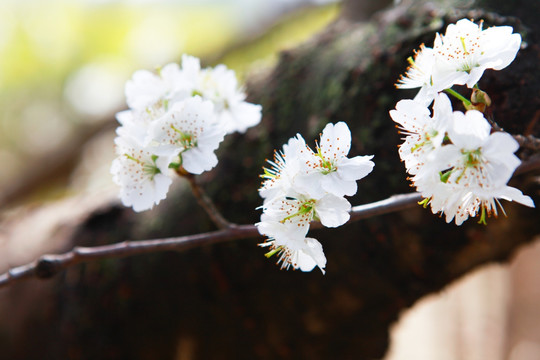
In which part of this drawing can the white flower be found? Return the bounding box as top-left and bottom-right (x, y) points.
(390, 93), (452, 176)
(295, 122), (374, 198)
(415, 110), (534, 225)
(256, 191), (347, 274)
(115, 109), (157, 145)
(256, 122), (377, 272)
(180, 54), (262, 134)
(259, 134), (307, 203)
(148, 96), (225, 175)
(433, 18), (522, 88)
(255, 191), (349, 272)
(258, 192), (351, 237)
(396, 45), (441, 105)
(396, 45), (435, 92)
(396, 19), (522, 104)
(125, 63), (189, 112)
(315, 193), (352, 227)
(260, 237), (327, 274)
(111, 136), (173, 212)
(119, 63), (193, 144)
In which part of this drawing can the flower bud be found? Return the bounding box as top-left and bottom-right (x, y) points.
(468, 88), (492, 112)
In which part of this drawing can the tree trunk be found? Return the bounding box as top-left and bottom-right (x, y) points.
(1, 0), (539, 359)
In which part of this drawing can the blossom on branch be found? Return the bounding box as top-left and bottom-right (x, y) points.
(112, 54), (262, 211)
(295, 122), (375, 199)
(257, 122), (374, 273)
(390, 93), (451, 176)
(180, 55), (262, 134)
(260, 237), (327, 274)
(259, 135), (307, 204)
(111, 136), (173, 212)
(391, 97), (535, 225)
(257, 192), (350, 274)
(397, 18), (522, 105)
(125, 63), (189, 114)
(148, 96), (225, 175)
(416, 110), (534, 225)
(433, 18), (521, 88)
(392, 18), (533, 225)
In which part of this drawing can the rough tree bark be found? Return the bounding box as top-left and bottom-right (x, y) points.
(0, 0), (539, 359)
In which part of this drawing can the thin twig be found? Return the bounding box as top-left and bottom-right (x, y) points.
(0, 192), (427, 289)
(0, 224), (258, 289)
(183, 172), (231, 229)
(514, 134), (540, 152)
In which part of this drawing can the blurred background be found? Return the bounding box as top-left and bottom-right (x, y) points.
(0, 0), (340, 207)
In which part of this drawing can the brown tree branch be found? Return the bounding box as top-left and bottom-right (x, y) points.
(183, 172), (232, 229)
(0, 192), (423, 289)
(514, 134), (540, 152)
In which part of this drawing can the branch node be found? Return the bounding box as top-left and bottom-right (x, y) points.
(35, 257), (60, 279)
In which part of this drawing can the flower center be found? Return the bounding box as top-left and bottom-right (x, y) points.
(124, 153), (161, 180)
(411, 129), (439, 153)
(316, 148), (337, 175)
(280, 199), (316, 223)
(170, 124), (197, 150)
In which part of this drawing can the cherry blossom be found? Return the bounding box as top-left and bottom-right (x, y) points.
(257, 122), (375, 272)
(415, 110), (534, 225)
(259, 134), (307, 204)
(148, 96), (225, 175)
(110, 136), (173, 212)
(259, 237), (327, 274)
(433, 18), (522, 88)
(180, 55), (262, 134)
(295, 122), (375, 199)
(125, 63), (188, 113)
(396, 18), (522, 105)
(390, 93), (452, 176)
(256, 191), (351, 273)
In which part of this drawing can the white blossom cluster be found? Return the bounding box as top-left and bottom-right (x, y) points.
(256, 122), (375, 273)
(111, 55), (262, 212)
(396, 18), (522, 106)
(391, 19), (534, 225)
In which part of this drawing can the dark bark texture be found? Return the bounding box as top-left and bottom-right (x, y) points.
(1, 0), (539, 359)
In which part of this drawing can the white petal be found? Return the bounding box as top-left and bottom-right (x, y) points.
(125, 69), (162, 110)
(480, 28), (521, 70)
(320, 122), (352, 158)
(337, 155), (375, 181)
(315, 194), (351, 228)
(425, 144), (461, 172)
(294, 173), (327, 199)
(225, 102), (262, 134)
(412, 87), (437, 107)
(483, 131), (520, 157)
(182, 148), (218, 175)
(298, 238), (327, 274)
(197, 124), (226, 152)
(449, 110), (491, 149)
(321, 173), (357, 197)
(389, 99), (431, 132)
(465, 66), (488, 88)
(497, 186), (535, 208)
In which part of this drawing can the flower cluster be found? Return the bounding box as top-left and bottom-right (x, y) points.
(111, 55), (262, 212)
(391, 19), (534, 225)
(256, 122), (375, 273)
(397, 18), (522, 106)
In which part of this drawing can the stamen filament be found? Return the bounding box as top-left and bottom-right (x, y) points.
(265, 246), (283, 258)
